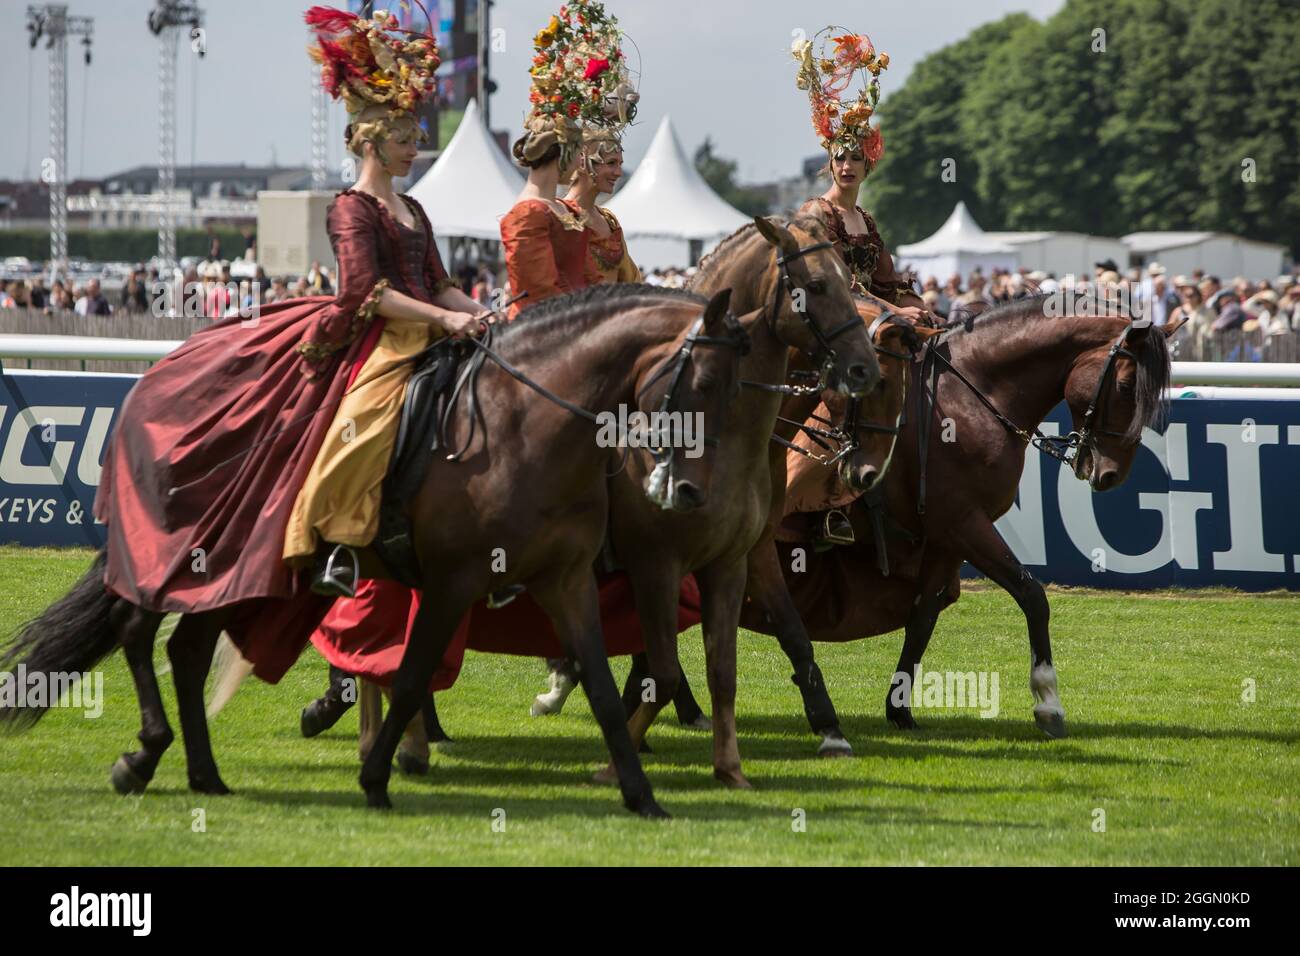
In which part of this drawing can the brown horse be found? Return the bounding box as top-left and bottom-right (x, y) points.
(743, 298), (1183, 736)
(738, 303), (941, 755)
(586, 216), (881, 788)
(2, 285), (751, 819)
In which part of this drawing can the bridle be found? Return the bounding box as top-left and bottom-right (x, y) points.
(777, 310), (919, 466)
(913, 322), (1142, 513)
(767, 239), (864, 367)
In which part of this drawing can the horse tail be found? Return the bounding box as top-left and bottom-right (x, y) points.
(0, 550), (121, 729)
(205, 632), (254, 719)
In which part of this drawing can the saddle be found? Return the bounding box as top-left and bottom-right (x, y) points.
(371, 337), (472, 588)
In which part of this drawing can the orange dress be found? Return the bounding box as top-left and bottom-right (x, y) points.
(580, 205), (641, 284)
(499, 198), (599, 318)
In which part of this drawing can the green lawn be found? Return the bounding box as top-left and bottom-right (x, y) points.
(0, 546), (1295, 866)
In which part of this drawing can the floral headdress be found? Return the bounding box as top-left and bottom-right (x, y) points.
(305, 5), (441, 153)
(792, 27), (890, 164)
(519, 0), (637, 168)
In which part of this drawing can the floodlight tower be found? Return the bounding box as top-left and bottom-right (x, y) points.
(147, 0), (204, 272)
(26, 4), (93, 281)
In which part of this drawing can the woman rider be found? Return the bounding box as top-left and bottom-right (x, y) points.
(562, 129), (641, 284)
(792, 29), (931, 325)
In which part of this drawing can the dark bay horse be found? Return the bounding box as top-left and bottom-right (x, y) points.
(2, 285), (751, 819)
(590, 216), (882, 788)
(738, 303), (941, 755)
(742, 299), (1184, 736)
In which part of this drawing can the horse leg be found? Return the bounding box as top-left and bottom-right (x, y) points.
(746, 537), (850, 756)
(422, 694), (450, 744)
(531, 657), (579, 717)
(387, 685), (431, 776)
(358, 599), (463, 809)
(695, 557), (751, 789)
(166, 611), (232, 795)
(954, 514), (1064, 738)
(301, 664), (357, 738)
(108, 603), (170, 795)
(885, 554), (959, 730)
(532, 567), (666, 819)
(357, 679), (383, 763)
(598, 563), (684, 780)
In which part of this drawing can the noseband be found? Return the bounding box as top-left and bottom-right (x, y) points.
(770, 240), (864, 365)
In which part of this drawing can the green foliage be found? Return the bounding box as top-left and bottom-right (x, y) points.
(0, 228), (248, 263)
(861, 0), (1300, 256)
(693, 137), (772, 217)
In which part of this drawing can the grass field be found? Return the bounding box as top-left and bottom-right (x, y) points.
(0, 546), (1296, 866)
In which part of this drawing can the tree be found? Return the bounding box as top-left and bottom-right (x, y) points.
(694, 138), (771, 217)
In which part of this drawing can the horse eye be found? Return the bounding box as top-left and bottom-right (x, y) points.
(806, 279), (826, 295)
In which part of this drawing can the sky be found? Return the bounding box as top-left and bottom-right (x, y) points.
(5, 0), (1066, 185)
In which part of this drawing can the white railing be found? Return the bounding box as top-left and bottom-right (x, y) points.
(4, 335), (1300, 388)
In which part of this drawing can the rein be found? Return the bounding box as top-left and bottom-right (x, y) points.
(913, 324), (1137, 513)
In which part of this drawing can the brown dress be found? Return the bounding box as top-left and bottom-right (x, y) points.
(799, 197), (923, 310)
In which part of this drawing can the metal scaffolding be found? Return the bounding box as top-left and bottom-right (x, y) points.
(147, 1), (204, 273)
(26, 4), (93, 281)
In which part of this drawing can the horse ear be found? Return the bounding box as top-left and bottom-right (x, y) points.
(1161, 315), (1187, 338)
(752, 216), (795, 254)
(702, 288), (732, 332)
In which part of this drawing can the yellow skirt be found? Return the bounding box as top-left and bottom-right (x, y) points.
(283, 316), (439, 563)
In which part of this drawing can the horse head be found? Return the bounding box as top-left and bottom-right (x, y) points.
(751, 216), (880, 398)
(837, 307), (942, 493)
(1064, 314), (1185, 492)
(635, 288), (752, 512)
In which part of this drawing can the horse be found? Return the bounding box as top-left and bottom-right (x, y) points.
(741, 297), (1184, 736)
(734, 303), (941, 755)
(1, 284), (752, 820)
(585, 215), (883, 788)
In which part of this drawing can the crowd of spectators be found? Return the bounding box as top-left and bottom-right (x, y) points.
(912, 259), (1300, 355)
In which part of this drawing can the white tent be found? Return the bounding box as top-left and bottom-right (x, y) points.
(606, 115), (750, 271)
(985, 231), (1128, 281)
(896, 201), (1019, 282)
(407, 98), (522, 242)
(1122, 231), (1285, 281)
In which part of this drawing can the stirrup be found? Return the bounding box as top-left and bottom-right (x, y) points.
(814, 510), (855, 552)
(311, 544), (359, 598)
(487, 583), (526, 609)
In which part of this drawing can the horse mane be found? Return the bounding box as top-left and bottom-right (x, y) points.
(492, 283), (706, 356)
(943, 293), (1171, 439)
(690, 214), (828, 290)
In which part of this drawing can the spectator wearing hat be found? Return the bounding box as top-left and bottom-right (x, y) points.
(1169, 276), (1215, 356)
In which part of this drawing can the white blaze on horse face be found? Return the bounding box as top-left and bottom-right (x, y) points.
(1030, 661), (1064, 718)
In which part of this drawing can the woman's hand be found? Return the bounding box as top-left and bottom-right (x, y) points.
(440, 310), (485, 338)
(891, 305), (928, 323)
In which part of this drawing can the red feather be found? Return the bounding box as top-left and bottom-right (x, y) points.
(304, 6), (358, 32)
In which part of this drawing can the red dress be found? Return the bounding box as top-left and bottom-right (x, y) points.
(94, 189), (450, 681)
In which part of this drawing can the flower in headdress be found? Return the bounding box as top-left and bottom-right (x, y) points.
(584, 57), (610, 80)
(796, 26), (890, 160)
(536, 16), (561, 48)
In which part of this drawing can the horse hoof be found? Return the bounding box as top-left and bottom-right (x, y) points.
(714, 768), (753, 790)
(817, 733), (853, 757)
(395, 752), (430, 776)
(887, 710), (918, 730)
(189, 777), (232, 796)
(682, 714), (711, 732)
(1035, 711), (1067, 739)
(530, 694), (562, 717)
(591, 764), (619, 786)
(365, 789), (393, 810)
(632, 798), (671, 820)
(110, 756), (149, 795)
(300, 703), (326, 738)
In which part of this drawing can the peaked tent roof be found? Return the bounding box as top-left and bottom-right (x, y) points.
(606, 115), (750, 242)
(897, 202), (1016, 257)
(408, 98), (523, 241)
